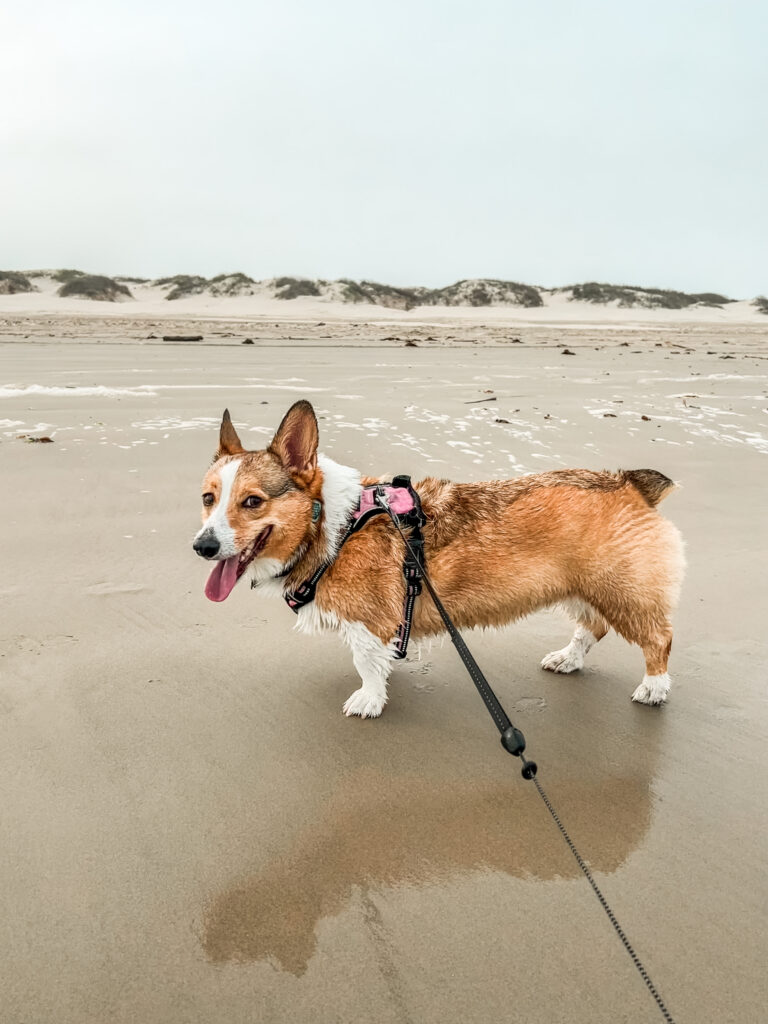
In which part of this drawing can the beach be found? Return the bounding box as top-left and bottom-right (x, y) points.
(1, 313), (767, 1023)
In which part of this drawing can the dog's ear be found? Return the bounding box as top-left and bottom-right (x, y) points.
(216, 409), (246, 458)
(268, 400), (318, 483)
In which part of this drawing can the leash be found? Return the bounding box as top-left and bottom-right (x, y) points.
(373, 486), (678, 1024)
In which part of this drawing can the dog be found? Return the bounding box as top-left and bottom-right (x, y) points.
(193, 401), (685, 718)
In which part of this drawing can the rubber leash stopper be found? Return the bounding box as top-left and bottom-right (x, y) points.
(500, 726), (526, 756)
(521, 760), (538, 780)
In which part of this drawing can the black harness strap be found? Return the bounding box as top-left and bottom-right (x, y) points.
(388, 476), (425, 659)
(280, 519), (355, 611)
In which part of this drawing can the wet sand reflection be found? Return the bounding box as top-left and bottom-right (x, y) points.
(203, 761), (651, 974)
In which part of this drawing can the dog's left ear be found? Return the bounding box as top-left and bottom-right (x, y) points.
(268, 400), (318, 484)
(216, 409), (246, 458)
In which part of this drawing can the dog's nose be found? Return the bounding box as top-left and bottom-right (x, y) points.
(194, 535), (220, 559)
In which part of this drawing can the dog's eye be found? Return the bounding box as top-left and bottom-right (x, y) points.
(243, 495), (263, 509)
(202, 493), (215, 507)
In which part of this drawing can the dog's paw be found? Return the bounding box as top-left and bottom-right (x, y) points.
(541, 645), (584, 674)
(343, 688), (386, 719)
(631, 673), (670, 705)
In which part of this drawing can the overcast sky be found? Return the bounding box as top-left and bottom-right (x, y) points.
(2, 0), (766, 295)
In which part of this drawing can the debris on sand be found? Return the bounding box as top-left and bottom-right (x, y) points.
(242, 338), (255, 345)
(641, 415), (651, 421)
(17, 434), (54, 443)
(464, 397), (497, 404)
(603, 412), (617, 417)
(162, 335), (204, 342)
(404, 339), (419, 347)
(561, 348), (576, 355)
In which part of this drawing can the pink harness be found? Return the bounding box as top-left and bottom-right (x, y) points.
(283, 477), (426, 658)
(353, 484), (417, 521)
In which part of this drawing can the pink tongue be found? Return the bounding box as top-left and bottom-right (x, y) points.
(205, 556), (240, 602)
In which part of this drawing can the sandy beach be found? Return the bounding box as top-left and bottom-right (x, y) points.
(1, 313), (767, 1023)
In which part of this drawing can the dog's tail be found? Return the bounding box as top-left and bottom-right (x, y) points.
(622, 469), (677, 507)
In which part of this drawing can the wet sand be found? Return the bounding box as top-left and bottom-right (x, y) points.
(1, 329), (767, 1023)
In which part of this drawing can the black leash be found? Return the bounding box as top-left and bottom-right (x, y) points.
(373, 486), (678, 1024)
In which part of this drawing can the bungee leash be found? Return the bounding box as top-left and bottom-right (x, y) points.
(373, 484), (678, 1024)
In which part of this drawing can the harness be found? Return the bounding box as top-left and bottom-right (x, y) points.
(282, 475), (425, 659)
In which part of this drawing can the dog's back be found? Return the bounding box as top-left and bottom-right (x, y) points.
(407, 467), (684, 705)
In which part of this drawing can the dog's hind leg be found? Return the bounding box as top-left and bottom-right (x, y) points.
(586, 595), (675, 705)
(631, 626), (673, 705)
(340, 621), (395, 719)
(541, 605), (609, 675)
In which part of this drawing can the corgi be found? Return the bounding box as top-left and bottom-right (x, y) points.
(193, 401), (685, 718)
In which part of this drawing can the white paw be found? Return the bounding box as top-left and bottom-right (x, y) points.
(632, 673), (670, 705)
(342, 688), (386, 719)
(541, 645), (584, 674)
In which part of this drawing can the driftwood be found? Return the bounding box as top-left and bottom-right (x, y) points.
(162, 334), (203, 342)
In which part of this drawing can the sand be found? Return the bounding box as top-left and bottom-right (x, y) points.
(1, 316), (767, 1024)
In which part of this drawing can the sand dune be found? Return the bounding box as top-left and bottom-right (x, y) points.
(1, 271), (765, 324)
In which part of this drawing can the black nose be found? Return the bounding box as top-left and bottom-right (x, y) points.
(194, 535), (220, 559)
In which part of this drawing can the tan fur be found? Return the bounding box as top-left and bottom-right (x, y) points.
(315, 474), (683, 681)
(200, 405), (684, 687)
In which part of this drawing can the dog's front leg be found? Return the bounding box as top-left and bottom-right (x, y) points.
(340, 622), (395, 719)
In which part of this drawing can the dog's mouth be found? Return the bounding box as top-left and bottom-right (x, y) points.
(204, 526), (273, 603)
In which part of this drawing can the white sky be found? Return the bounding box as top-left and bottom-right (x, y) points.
(1, 0), (766, 296)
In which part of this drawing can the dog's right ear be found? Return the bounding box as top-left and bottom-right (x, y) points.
(268, 400), (319, 484)
(215, 409), (246, 459)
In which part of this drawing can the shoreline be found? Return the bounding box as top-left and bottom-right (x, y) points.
(1, 310), (766, 355)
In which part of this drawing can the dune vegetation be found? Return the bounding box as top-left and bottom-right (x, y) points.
(57, 274), (133, 301)
(566, 282), (733, 309)
(0, 271), (36, 294)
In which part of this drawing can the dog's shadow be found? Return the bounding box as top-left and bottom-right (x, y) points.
(202, 701), (660, 975)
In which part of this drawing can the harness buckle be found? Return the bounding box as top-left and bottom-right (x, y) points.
(285, 578), (319, 612)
